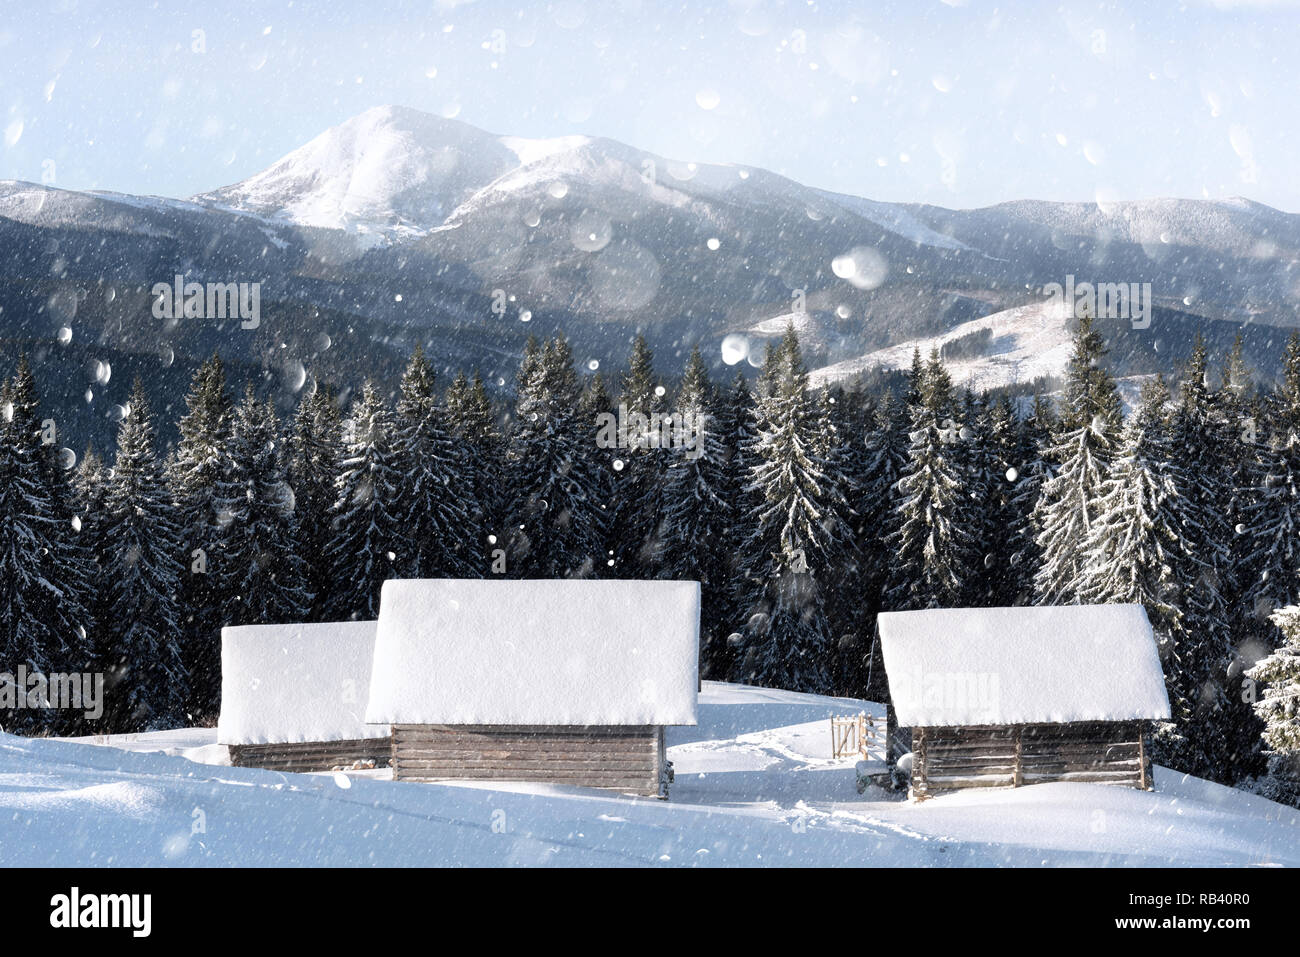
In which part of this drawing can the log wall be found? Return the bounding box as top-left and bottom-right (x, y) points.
(911, 720), (1152, 799)
(391, 724), (666, 796)
(227, 737), (392, 773)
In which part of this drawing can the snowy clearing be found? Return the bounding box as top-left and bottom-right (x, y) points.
(1, 683), (1294, 867)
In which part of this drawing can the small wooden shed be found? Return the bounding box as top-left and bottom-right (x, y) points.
(218, 620), (391, 772)
(877, 604), (1170, 799)
(366, 578), (700, 796)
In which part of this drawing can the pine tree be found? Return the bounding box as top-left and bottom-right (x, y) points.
(506, 335), (606, 578)
(100, 380), (187, 731)
(1033, 314), (1122, 604)
(285, 384), (343, 621)
(391, 347), (477, 579)
(736, 323), (856, 694)
(220, 386), (311, 626)
(167, 354), (234, 718)
(0, 359), (94, 732)
(327, 382), (401, 620)
(660, 347), (734, 680)
(1245, 606), (1300, 807)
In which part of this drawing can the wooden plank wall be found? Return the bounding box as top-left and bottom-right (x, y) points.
(228, 737), (392, 773)
(392, 724), (665, 796)
(911, 721), (1152, 799)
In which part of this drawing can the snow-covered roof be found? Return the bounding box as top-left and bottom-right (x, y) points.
(217, 621), (387, 746)
(877, 604), (1170, 727)
(366, 579), (700, 727)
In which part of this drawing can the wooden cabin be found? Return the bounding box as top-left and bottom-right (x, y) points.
(365, 578), (700, 797)
(877, 604), (1170, 800)
(218, 620), (391, 772)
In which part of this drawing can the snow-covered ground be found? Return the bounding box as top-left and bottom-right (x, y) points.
(1, 682), (1294, 867)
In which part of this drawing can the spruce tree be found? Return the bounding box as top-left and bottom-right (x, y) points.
(859, 388), (910, 700)
(609, 335), (667, 577)
(1078, 377), (1208, 769)
(0, 359), (94, 732)
(1245, 606), (1300, 806)
(506, 335), (606, 578)
(1005, 395), (1055, 604)
(327, 382), (401, 620)
(885, 350), (976, 611)
(391, 347), (477, 579)
(714, 369), (761, 677)
(736, 323), (855, 694)
(660, 347), (733, 679)
(1033, 314), (1122, 604)
(285, 384), (343, 621)
(100, 380), (188, 731)
(167, 354), (233, 718)
(445, 369), (503, 564)
(220, 386), (311, 626)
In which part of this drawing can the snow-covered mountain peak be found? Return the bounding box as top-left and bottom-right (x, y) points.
(192, 105), (523, 234)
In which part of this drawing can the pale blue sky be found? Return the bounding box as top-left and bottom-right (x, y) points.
(3, 0), (1298, 210)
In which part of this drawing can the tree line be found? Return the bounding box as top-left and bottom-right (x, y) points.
(2, 316), (1299, 804)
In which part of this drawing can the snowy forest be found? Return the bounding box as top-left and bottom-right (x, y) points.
(3, 313), (1300, 807)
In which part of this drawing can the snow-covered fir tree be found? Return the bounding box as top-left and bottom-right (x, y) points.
(220, 386), (311, 626)
(391, 346), (477, 579)
(445, 369), (502, 558)
(736, 323), (856, 694)
(167, 354), (234, 718)
(659, 346), (734, 678)
(608, 335), (667, 577)
(1077, 376), (1208, 767)
(954, 390), (1003, 606)
(1005, 395), (1055, 604)
(1166, 338), (1255, 781)
(884, 349), (976, 611)
(327, 381), (401, 620)
(71, 449), (113, 671)
(713, 368), (761, 678)
(0, 359), (94, 732)
(506, 335), (606, 578)
(1033, 314), (1122, 604)
(576, 368), (617, 576)
(858, 387), (910, 700)
(1245, 605), (1300, 807)
(100, 380), (188, 731)
(979, 394), (1027, 605)
(819, 385), (871, 694)
(285, 383), (343, 622)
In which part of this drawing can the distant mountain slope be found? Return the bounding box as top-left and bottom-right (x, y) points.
(2, 104), (1299, 446)
(809, 299), (1076, 393)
